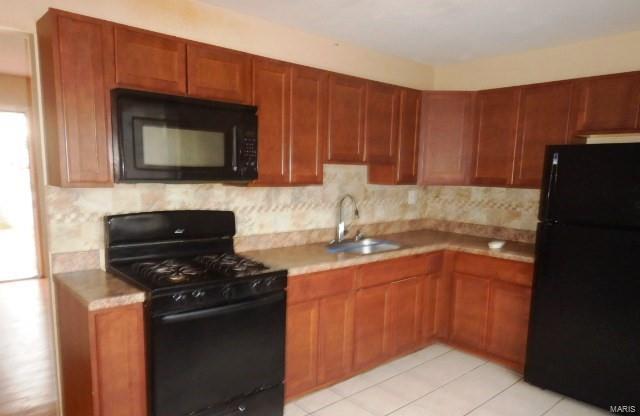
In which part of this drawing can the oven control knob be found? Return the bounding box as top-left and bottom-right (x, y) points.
(250, 280), (262, 290)
(221, 285), (232, 300)
(192, 289), (205, 299)
(265, 277), (277, 288)
(172, 293), (187, 303)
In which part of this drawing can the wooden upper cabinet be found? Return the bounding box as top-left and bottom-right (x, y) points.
(290, 66), (328, 184)
(327, 74), (366, 163)
(513, 81), (573, 187)
(186, 43), (252, 103)
(418, 91), (475, 185)
(364, 81), (399, 164)
(252, 57), (291, 185)
(367, 88), (421, 184)
(472, 87), (521, 186)
(396, 89), (421, 184)
(571, 71), (640, 134)
(114, 26), (186, 94)
(37, 10), (114, 187)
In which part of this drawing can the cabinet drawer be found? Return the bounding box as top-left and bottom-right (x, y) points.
(454, 252), (533, 287)
(288, 268), (355, 304)
(358, 253), (442, 288)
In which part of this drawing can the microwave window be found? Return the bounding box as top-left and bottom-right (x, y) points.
(141, 125), (225, 167)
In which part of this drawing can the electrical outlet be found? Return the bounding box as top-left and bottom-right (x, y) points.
(408, 190), (418, 205)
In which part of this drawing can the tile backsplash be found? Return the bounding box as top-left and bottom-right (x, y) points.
(46, 165), (428, 254)
(47, 164), (541, 273)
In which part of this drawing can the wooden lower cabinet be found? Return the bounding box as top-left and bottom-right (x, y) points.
(353, 283), (389, 370)
(449, 252), (533, 371)
(486, 281), (532, 365)
(285, 300), (319, 397)
(285, 251), (533, 399)
(450, 272), (490, 349)
(55, 277), (147, 416)
(317, 293), (355, 385)
(386, 277), (422, 355)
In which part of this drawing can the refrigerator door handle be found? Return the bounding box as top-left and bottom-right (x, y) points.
(543, 152), (560, 221)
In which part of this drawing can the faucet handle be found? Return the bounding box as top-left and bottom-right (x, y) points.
(354, 229), (364, 241)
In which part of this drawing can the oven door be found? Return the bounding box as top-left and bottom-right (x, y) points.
(150, 292), (285, 416)
(114, 89), (257, 182)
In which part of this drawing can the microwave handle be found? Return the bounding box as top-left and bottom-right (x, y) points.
(231, 126), (238, 172)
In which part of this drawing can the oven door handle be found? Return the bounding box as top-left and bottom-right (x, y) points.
(159, 292), (284, 324)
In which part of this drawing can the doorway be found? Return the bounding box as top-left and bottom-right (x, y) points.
(0, 110), (39, 281)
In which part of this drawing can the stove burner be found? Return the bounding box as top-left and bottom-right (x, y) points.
(133, 259), (205, 284)
(196, 253), (267, 274)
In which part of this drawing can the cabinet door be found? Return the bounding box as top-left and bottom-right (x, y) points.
(353, 284), (389, 370)
(285, 300), (318, 398)
(186, 42), (251, 103)
(396, 88), (421, 184)
(317, 293), (354, 385)
(91, 305), (147, 416)
(365, 81), (398, 164)
(327, 74), (366, 163)
(290, 66), (327, 184)
(450, 272), (490, 350)
(572, 71), (640, 133)
(114, 26), (186, 94)
(252, 58), (291, 185)
(37, 12), (114, 187)
(386, 277), (422, 355)
(418, 91), (475, 185)
(422, 272), (451, 341)
(472, 87), (521, 185)
(486, 281), (532, 368)
(513, 81), (573, 187)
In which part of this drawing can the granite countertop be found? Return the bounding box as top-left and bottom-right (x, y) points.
(241, 229), (535, 276)
(54, 269), (146, 311)
(54, 229), (534, 311)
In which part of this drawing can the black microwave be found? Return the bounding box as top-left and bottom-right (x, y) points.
(112, 89), (258, 183)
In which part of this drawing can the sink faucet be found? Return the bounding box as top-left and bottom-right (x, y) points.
(335, 194), (360, 244)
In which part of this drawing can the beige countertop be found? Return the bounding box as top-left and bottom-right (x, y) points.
(54, 269), (146, 311)
(241, 229), (535, 276)
(54, 229), (534, 310)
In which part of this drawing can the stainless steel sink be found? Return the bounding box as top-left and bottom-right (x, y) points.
(327, 238), (402, 255)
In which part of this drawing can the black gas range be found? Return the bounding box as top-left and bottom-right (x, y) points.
(105, 210), (287, 416)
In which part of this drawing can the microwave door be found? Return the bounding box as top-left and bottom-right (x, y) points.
(128, 117), (236, 181)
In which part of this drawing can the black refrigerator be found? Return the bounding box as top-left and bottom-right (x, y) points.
(525, 143), (640, 410)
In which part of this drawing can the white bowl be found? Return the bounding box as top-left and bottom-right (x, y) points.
(488, 240), (506, 250)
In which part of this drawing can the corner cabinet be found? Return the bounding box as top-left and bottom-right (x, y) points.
(37, 9), (114, 187)
(471, 87), (522, 186)
(418, 91), (475, 185)
(55, 279), (147, 416)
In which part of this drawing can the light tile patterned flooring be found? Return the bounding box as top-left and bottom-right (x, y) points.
(284, 344), (609, 416)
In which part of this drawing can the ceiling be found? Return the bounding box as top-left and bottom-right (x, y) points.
(0, 31), (30, 77)
(201, 0), (640, 64)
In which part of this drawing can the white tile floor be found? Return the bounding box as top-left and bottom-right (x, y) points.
(284, 344), (610, 416)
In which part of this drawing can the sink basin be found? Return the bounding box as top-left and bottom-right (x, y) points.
(327, 238), (402, 255)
